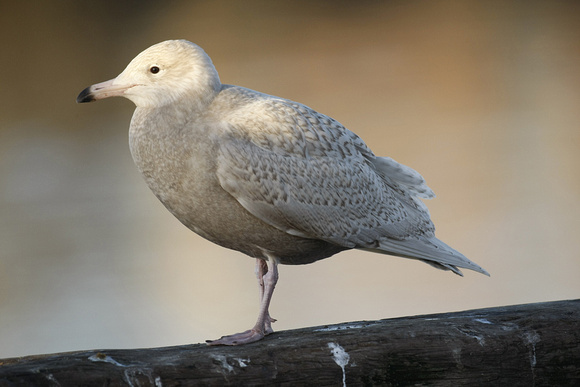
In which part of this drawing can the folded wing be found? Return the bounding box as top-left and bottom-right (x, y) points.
(215, 92), (488, 276)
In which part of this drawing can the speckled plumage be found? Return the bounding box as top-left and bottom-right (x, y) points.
(77, 40), (488, 345)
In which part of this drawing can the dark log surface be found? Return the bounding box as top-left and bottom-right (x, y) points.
(1, 299), (579, 386)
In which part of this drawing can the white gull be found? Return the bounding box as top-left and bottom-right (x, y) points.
(77, 40), (489, 346)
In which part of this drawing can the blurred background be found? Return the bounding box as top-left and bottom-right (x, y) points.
(1, 1), (579, 358)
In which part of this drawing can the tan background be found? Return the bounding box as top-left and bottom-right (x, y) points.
(1, 1), (579, 358)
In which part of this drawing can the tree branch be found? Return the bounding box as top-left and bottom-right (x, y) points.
(1, 299), (579, 386)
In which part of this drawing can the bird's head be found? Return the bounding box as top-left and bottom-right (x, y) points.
(77, 40), (221, 109)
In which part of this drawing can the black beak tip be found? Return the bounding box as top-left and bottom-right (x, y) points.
(76, 86), (95, 103)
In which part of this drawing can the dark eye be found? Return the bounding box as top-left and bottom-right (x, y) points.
(150, 66), (160, 74)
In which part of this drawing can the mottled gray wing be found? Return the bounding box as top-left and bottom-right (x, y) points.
(214, 92), (488, 276)
(217, 137), (489, 277)
(216, 134), (433, 250)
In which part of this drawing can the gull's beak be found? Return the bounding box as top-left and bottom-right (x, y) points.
(76, 78), (132, 103)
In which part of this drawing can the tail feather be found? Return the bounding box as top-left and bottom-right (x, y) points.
(360, 236), (489, 277)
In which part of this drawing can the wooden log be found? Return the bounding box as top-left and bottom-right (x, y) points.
(1, 299), (579, 386)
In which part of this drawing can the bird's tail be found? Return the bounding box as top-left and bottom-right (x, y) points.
(360, 236), (489, 277)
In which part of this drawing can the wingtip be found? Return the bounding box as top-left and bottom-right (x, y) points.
(459, 259), (490, 277)
(448, 263), (490, 277)
(466, 263), (490, 277)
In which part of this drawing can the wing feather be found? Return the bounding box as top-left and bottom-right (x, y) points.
(214, 89), (487, 275)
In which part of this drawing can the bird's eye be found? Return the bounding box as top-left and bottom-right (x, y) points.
(150, 66), (160, 74)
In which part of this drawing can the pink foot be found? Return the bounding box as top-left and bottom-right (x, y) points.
(206, 328), (266, 346)
(206, 256), (279, 346)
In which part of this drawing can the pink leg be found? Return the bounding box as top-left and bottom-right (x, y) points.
(206, 256), (279, 346)
(256, 258), (277, 334)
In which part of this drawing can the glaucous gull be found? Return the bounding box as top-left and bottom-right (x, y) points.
(77, 40), (488, 346)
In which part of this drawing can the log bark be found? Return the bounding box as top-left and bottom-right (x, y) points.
(1, 299), (579, 386)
